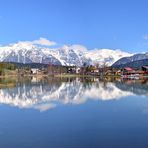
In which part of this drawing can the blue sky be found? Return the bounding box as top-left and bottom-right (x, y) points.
(0, 0), (148, 53)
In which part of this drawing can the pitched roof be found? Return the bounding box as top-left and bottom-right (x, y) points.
(124, 67), (134, 71)
(142, 66), (148, 69)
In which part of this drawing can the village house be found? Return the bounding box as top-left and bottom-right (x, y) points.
(122, 67), (135, 75)
(31, 68), (39, 74)
(105, 69), (121, 76)
(121, 67), (147, 78)
(76, 67), (81, 74)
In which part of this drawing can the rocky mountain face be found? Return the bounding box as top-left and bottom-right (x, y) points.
(0, 42), (131, 66)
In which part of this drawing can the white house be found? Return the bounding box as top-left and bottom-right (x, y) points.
(31, 68), (39, 74)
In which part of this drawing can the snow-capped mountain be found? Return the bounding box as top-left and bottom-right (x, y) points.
(86, 48), (132, 66)
(0, 41), (131, 66)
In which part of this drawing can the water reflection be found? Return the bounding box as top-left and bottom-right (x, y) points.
(0, 77), (148, 111)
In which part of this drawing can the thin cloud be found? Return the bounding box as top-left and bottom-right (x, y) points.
(143, 34), (148, 40)
(32, 37), (57, 46)
(11, 37), (57, 47)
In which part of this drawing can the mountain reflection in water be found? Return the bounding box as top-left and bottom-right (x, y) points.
(0, 77), (147, 111)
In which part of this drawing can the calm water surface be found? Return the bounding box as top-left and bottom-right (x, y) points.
(0, 77), (148, 148)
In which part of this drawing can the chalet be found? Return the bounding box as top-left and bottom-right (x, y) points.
(105, 70), (112, 75)
(121, 67), (147, 78)
(87, 66), (99, 75)
(105, 69), (121, 76)
(122, 67), (135, 75)
(116, 70), (122, 75)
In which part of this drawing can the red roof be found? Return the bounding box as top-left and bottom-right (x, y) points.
(124, 67), (134, 71)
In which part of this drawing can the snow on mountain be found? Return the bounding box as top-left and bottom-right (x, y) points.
(86, 49), (132, 66)
(0, 41), (131, 66)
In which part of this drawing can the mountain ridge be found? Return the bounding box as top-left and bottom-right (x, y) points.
(0, 41), (132, 66)
(112, 59), (148, 69)
(112, 52), (148, 68)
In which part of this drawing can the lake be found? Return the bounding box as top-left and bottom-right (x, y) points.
(0, 77), (148, 148)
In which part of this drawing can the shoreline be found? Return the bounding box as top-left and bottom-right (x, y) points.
(0, 74), (148, 78)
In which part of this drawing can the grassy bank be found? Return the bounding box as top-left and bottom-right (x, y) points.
(54, 74), (100, 78)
